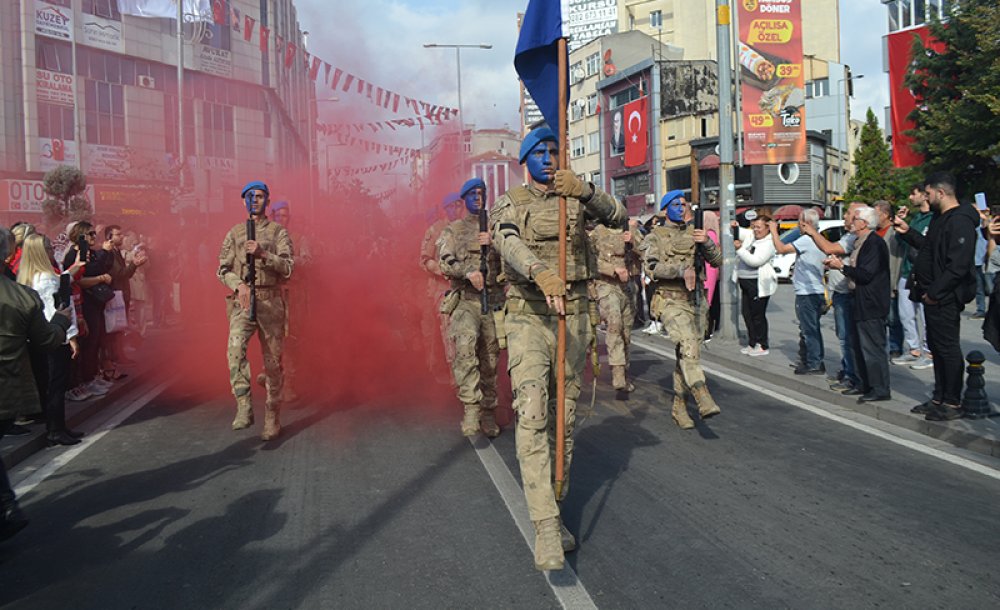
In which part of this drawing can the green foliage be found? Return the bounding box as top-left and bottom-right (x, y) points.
(907, 0), (1000, 201)
(41, 165), (89, 226)
(844, 109), (896, 204)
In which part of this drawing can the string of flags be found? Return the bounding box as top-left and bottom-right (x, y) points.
(330, 156), (411, 177)
(329, 135), (421, 158)
(318, 114), (451, 136)
(205, 1), (457, 120)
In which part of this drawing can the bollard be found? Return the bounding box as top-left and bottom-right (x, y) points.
(961, 351), (998, 419)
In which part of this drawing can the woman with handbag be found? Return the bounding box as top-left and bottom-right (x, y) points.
(732, 214), (778, 356)
(17, 234), (85, 445)
(62, 222), (113, 400)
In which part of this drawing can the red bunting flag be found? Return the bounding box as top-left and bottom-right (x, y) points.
(284, 42), (296, 68)
(243, 16), (255, 42)
(330, 68), (343, 89)
(259, 25), (270, 53)
(309, 57), (321, 81)
(212, 0), (225, 24)
(230, 7), (241, 32)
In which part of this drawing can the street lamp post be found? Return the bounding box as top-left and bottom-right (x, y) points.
(422, 43), (492, 179)
(836, 73), (864, 199)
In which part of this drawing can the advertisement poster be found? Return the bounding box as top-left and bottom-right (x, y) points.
(84, 143), (130, 178)
(737, 0), (806, 165)
(886, 26), (943, 168)
(198, 45), (233, 77)
(35, 0), (73, 41)
(35, 69), (75, 106)
(38, 138), (79, 172)
(82, 14), (124, 52)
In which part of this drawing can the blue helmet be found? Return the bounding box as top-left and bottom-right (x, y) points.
(519, 127), (558, 163)
(442, 192), (462, 207)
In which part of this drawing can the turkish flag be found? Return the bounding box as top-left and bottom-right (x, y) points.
(623, 96), (647, 168)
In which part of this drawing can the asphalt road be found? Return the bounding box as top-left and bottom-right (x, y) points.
(2, 347), (999, 609)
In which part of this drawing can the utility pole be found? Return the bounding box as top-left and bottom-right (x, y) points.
(716, 0), (738, 342)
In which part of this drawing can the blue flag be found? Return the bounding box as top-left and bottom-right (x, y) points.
(514, 0), (569, 131)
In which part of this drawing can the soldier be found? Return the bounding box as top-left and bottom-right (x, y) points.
(588, 217), (641, 392)
(491, 127), (627, 571)
(420, 193), (464, 375)
(639, 190), (723, 430)
(437, 178), (505, 437)
(217, 181), (294, 441)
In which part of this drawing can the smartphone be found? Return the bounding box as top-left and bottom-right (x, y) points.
(974, 192), (987, 210)
(54, 273), (72, 309)
(76, 234), (89, 259)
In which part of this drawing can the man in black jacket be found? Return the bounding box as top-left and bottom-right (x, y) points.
(895, 172), (980, 420)
(826, 206), (891, 402)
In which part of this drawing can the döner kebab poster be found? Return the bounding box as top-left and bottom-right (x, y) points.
(738, 0), (806, 165)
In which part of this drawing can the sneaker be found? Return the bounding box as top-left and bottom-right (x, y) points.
(66, 386), (93, 402)
(891, 352), (920, 365)
(740, 345), (753, 355)
(970, 312), (986, 320)
(829, 381), (854, 392)
(748, 345), (770, 357)
(909, 356), (934, 370)
(925, 404), (965, 421)
(86, 380), (110, 396)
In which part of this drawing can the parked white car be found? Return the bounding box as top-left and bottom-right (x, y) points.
(772, 220), (847, 281)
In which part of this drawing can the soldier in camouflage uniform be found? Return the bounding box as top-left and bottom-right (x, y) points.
(437, 178), (505, 438)
(420, 193), (463, 374)
(638, 190), (722, 430)
(217, 181), (294, 441)
(491, 127), (627, 572)
(588, 218), (641, 392)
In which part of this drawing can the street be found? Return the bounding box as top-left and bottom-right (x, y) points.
(3, 340), (999, 609)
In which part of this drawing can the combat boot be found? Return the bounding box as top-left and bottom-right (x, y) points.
(461, 404), (480, 437)
(261, 404), (281, 441)
(691, 382), (721, 419)
(479, 410), (500, 438)
(533, 517), (565, 571)
(611, 365), (635, 392)
(672, 394), (695, 429)
(232, 396), (254, 430)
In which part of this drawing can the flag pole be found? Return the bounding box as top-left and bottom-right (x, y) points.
(554, 37), (568, 498)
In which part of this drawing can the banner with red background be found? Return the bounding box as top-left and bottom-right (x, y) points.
(737, 0), (806, 165)
(887, 26), (944, 168)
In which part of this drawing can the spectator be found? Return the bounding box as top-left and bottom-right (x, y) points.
(984, 216), (1000, 351)
(63, 221), (113, 400)
(732, 214), (777, 356)
(826, 206), (892, 402)
(893, 185), (934, 369)
(1, 226), (72, 542)
(127, 238), (151, 337)
(6, 222), (36, 279)
(16, 234), (84, 445)
(895, 172), (980, 421)
(971, 210), (990, 320)
(771, 209), (827, 374)
(874, 201), (904, 358)
(102, 224), (147, 376)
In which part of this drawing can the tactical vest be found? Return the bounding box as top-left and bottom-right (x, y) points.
(227, 220), (290, 287)
(447, 216), (503, 296)
(503, 186), (591, 284)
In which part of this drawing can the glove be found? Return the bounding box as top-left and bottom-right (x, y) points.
(533, 268), (567, 297)
(553, 170), (591, 200)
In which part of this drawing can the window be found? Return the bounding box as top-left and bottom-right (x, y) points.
(36, 39), (72, 74)
(806, 78), (829, 99)
(585, 53), (600, 77)
(612, 172), (650, 199)
(82, 0), (120, 20)
(571, 136), (585, 158)
(587, 93), (597, 115)
(611, 85), (641, 109)
(701, 117), (708, 138)
(887, 0), (900, 32)
(203, 102), (235, 158)
(650, 10), (663, 29)
(588, 132), (599, 155)
(37, 102), (75, 140)
(571, 61), (584, 85)
(902, 0), (912, 28)
(571, 102), (584, 122)
(591, 171), (600, 187)
(164, 96), (195, 156)
(914, 0), (926, 25)
(84, 80), (125, 146)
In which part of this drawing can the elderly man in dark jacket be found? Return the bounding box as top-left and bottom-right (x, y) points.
(827, 206), (891, 402)
(895, 172), (980, 421)
(0, 227), (72, 542)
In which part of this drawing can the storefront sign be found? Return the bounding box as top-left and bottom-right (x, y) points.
(84, 143), (130, 178)
(198, 45), (232, 77)
(82, 14), (124, 52)
(35, 0), (73, 41)
(35, 69), (75, 106)
(38, 138), (79, 172)
(1, 179), (93, 214)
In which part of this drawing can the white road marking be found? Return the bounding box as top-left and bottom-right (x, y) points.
(13, 381), (173, 497)
(632, 336), (1000, 481)
(469, 436), (598, 610)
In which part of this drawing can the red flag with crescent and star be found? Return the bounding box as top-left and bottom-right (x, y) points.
(623, 96), (647, 168)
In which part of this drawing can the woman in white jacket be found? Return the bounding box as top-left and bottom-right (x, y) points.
(732, 214), (778, 356)
(16, 234), (84, 445)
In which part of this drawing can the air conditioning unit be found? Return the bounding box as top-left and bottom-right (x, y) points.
(137, 75), (156, 89)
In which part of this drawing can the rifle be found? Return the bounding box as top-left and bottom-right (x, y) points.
(479, 198), (489, 315)
(245, 194), (257, 322)
(693, 207), (704, 338)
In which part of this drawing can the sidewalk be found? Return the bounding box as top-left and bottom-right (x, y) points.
(637, 285), (1000, 458)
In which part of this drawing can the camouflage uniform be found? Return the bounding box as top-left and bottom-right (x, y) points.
(420, 219), (453, 372)
(437, 215), (505, 437)
(491, 184), (626, 525)
(639, 222), (722, 428)
(588, 224), (640, 391)
(218, 219), (293, 439)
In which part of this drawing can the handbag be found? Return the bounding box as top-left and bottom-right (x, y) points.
(104, 290), (128, 334)
(87, 282), (115, 303)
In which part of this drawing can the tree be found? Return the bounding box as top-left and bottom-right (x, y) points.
(41, 165), (91, 228)
(844, 108), (896, 204)
(907, 0), (1000, 201)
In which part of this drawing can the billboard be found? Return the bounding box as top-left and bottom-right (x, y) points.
(737, 0), (806, 165)
(886, 26), (943, 168)
(35, 0), (73, 41)
(566, 0), (617, 52)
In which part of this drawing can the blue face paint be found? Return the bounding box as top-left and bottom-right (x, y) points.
(666, 198), (685, 223)
(526, 141), (556, 184)
(463, 189), (482, 214)
(245, 191), (256, 214)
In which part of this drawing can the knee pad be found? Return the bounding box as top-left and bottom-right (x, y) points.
(515, 381), (548, 430)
